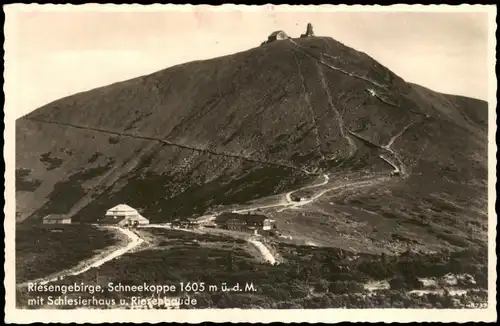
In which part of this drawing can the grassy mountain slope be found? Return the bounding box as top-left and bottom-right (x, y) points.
(16, 35), (488, 250)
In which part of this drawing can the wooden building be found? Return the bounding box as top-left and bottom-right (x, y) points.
(215, 212), (276, 233)
(171, 218), (200, 229)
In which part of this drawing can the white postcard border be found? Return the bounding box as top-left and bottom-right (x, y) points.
(3, 3), (497, 323)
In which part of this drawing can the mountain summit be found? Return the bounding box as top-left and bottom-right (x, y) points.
(16, 33), (487, 239)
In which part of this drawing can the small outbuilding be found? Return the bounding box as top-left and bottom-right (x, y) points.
(42, 214), (71, 225)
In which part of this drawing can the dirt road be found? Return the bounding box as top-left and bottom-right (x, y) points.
(278, 175), (388, 212)
(74, 227), (144, 274)
(285, 174), (329, 203)
(140, 223), (279, 265)
(379, 154), (400, 174)
(381, 121), (415, 177)
(228, 174), (330, 214)
(224, 172), (387, 215)
(248, 239), (277, 264)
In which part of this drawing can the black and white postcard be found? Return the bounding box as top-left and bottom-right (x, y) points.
(3, 4), (497, 323)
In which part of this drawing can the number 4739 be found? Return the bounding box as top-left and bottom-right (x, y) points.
(467, 302), (488, 308)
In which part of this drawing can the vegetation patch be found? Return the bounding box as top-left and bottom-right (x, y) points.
(16, 224), (117, 283)
(39, 152), (63, 170)
(76, 164), (311, 223)
(31, 163), (114, 219)
(88, 152), (103, 163)
(16, 168), (42, 192)
(108, 136), (120, 144)
(17, 232), (487, 308)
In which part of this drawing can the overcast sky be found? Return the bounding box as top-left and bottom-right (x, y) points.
(4, 5), (494, 119)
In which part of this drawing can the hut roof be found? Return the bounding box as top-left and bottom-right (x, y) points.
(43, 214), (70, 221)
(106, 204), (139, 215)
(269, 30), (285, 37)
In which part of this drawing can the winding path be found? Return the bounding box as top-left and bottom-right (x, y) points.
(248, 239), (277, 265)
(285, 174), (330, 203)
(140, 223), (279, 265)
(229, 174), (329, 214)
(288, 39), (388, 89)
(384, 122), (415, 151)
(348, 122), (413, 177)
(381, 121), (415, 176)
(278, 175), (388, 212)
(287, 38), (420, 178)
(227, 172), (387, 215)
(379, 155), (400, 174)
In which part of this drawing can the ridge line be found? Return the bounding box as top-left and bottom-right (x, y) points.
(288, 39), (388, 89)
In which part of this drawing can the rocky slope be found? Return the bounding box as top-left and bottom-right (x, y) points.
(16, 36), (487, 234)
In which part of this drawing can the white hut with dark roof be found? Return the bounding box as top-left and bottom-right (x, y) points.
(261, 30), (290, 45)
